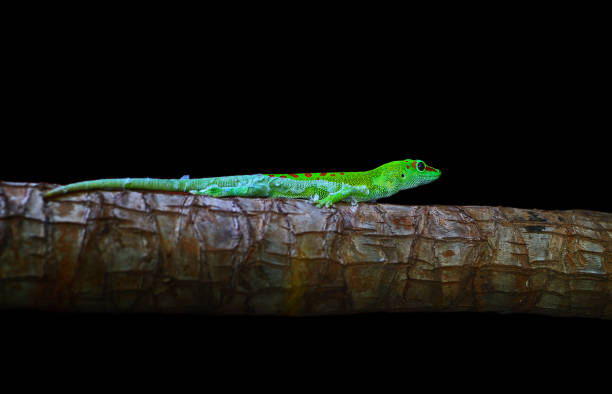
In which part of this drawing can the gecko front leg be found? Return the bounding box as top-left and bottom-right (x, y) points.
(315, 184), (370, 208)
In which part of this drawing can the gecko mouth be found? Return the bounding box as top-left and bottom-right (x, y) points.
(420, 172), (441, 183)
(422, 170), (442, 179)
(422, 172), (440, 179)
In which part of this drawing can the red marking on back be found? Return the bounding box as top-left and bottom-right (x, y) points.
(305, 173), (312, 177)
(425, 166), (436, 172)
(411, 161), (417, 169)
(280, 175), (287, 178)
(340, 172), (344, 175)
(330, 174), (336, 176)
(320, 172), (327, 176)
(289, 173), (299, 178)
(268, 174), (275, 177)
(406, 165), (410, 169)
(316, 177), (320, 180)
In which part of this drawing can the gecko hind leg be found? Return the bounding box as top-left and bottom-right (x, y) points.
(190, 184), (271, 198)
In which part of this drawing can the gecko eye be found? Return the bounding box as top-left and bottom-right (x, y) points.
(417, 161), (425, 172)
(401, 173), (406, 178)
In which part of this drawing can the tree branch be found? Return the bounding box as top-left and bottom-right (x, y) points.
(1, 181), (610, 318)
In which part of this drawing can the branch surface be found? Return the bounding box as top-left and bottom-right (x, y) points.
(1, 181), (611, 318)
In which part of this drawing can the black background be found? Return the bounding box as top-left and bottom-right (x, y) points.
(5, 16), (608, 212)
(2, 6), (610, 373)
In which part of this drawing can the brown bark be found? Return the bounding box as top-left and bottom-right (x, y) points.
(1, 181), (611, 318)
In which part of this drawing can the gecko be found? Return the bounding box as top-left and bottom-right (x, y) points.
(43, 159), (441, 207)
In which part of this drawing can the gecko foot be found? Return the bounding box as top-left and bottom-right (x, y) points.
(315, 196), (336, 208)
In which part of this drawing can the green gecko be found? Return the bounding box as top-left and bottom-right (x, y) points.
(44, 159), (441, 207)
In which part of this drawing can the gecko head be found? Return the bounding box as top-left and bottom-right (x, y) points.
(395, 159), (441, 190)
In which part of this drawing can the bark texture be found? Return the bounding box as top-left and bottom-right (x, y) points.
(1, 181), (611, 318)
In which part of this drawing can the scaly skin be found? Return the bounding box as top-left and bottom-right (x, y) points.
(44, 159), (441, 207)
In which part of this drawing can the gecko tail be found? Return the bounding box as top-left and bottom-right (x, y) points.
(43, 177), (205, 198)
